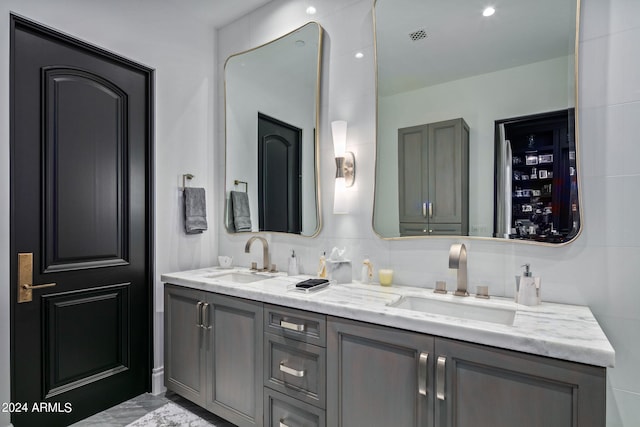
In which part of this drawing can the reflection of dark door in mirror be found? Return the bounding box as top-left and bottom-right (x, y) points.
(258, 113), (302, 234)
(495, 109), (579, 243)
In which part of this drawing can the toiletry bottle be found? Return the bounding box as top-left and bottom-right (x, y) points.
(516, 264), (541, 306)
(361, 256), (373, 284)
(288, 249), (299, 276)
(318, 251), (327, 278)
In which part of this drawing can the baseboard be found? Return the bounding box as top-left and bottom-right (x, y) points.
(151, 366), (166, 396)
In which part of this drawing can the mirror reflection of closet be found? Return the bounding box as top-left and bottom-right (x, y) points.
(224, 22), (322, 236)
(373, 0), (581, 244)
(495, 109), (579, 243)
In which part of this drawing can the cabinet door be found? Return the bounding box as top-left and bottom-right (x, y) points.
(327, 317), (434, 427)
(435, 338), (605, 427)
(164, 285), (206, 406)
(205, 294), (264, 427)
(428, 119), (468, 229)
(398, 125), (429, 225)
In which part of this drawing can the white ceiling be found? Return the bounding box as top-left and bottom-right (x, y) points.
(376, 0), (577, 97)
(169, 0), (273, 28)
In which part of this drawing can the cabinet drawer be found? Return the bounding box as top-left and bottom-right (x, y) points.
(264, 388), (325, 427)
(265, 304), (326, 347)
(265, 333), (326, 408)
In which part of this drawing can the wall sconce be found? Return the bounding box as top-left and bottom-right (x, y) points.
(331, 120), (355, 214)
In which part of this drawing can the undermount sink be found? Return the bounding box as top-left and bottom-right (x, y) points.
(206, 272), (266, 284)
(389, 296), (516, 326)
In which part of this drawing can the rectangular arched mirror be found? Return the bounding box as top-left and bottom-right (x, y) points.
(373, 0), (581, 244)
(225, 22), (322, 236)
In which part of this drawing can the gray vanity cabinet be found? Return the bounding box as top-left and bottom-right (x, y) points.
(165, 286), (606, 427)
(327, 318), (605, 427)
(164, 284), (264, 427)
(398, 118), (469, 236)
(327, 316), (435, 427)
(434, 338), (605, 427)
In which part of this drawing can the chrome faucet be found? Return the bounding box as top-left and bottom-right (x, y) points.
(245, 236), (270, 271)
(449, 243), (468, 296)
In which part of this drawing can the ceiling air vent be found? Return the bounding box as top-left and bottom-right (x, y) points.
(409, 29), (427, 42)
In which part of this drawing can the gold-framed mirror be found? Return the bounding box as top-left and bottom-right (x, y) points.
(224, 22), (322, 236)
(373, 0), (581, 244)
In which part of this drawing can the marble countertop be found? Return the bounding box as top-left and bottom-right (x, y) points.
(161, 267), (615, 368)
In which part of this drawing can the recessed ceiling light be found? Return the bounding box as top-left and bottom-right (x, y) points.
(306, 6), (317, 15)
(354, 52), (364, 59)
(483, 7), (496, 17)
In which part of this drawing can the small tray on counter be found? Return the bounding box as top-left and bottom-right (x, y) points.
(287, 278), (333, 294)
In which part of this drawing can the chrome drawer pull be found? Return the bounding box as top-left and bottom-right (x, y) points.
(202, 303), (212, 330)
(279, 361), (305, 378)
(418, 352), (429, 396)
(280, 320), (305, 332)
(437, 356), (446, 401)
(196, 301), (204, 328)
(279, 420), (290, 427)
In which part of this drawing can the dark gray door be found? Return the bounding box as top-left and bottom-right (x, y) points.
(257, 113), (301, 234)
(164, 285), (206, 406)
(206, 295), (263, 427)
(435, 338), (606, 427)
(10, 15), (153, 426)
(327, 317), (434, 427)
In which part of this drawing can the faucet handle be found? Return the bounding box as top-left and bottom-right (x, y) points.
(434, 281), (447, 294)
(475, 285), (490, 299)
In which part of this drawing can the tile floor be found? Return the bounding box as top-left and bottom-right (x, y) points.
(71, 391), (236, 426)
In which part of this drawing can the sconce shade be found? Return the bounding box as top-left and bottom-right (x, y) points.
(331, 120), (354, 214)
(334, 177), (348, 214)
(331, 120), (348, 157)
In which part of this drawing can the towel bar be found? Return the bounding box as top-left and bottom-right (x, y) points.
(234, 179), (248, 193)
(182, 174), (194, 190)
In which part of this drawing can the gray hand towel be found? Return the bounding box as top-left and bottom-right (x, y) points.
(231, 190), (252, 232)
(184, 187), (208, 234)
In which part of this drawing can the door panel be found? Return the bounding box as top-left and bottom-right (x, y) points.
(43, 67), (128, 271)
(10, 15), (153, 426)
(429, 120), (462, 224)
(43, 284), (130, 398)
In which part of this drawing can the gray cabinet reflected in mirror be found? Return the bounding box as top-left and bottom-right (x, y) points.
(225, 22), (322, 236)
(373, 0), (581, 244)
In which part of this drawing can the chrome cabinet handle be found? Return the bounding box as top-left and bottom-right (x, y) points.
(422, 202), (427, 218)
(437, 356), (446, 401)
(418, 352), (429, 396)
(280, 320), (305, 332)
(428, 201), (433, 218)
(196, 301), (204, 328)
(279, 420), (290, 427)
(279, 361), (305, 378)
(202, 303), (212, 330)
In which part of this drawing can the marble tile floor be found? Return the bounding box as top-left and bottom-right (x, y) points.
(70, 391), (236, 427)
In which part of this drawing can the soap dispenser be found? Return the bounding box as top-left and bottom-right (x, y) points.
(516, 264), (541, 306)
(288, 249), (299, 276)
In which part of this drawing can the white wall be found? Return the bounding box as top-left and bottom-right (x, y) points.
(217, 0), (640, 425)
(1, 1), (217, 425)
